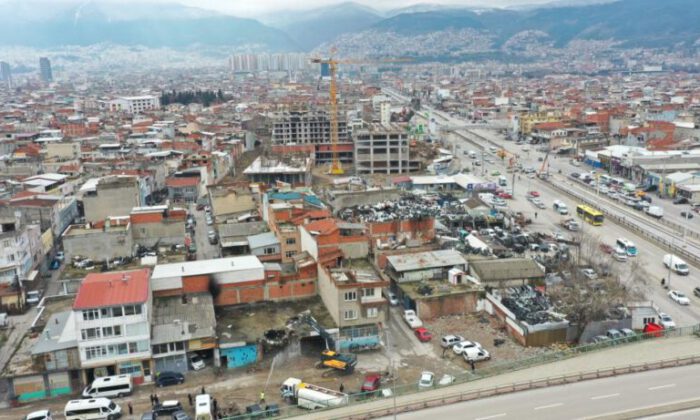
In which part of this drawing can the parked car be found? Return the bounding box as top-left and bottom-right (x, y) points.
(153, 401), (183, 417)
(155, 371), (185, 387)
(141, 412), (155, 420)
(606, 329), (622, 340)
(26, 290), (42, 305)
(414, 327), (433, 342)
(452, 340), (482, 355)
(580, 268), (598, 280)
(438, 374), (455, 386)
(418, 371), (434, 389)
(612, 248), (628, 262)
(694, 287), (700, 298)
(190, 353), (206, 371)
(462, 347), (491, 362)
(49, 259), (61, 270)
(440, 335), (465, 349)
(383, 289), (399, 306)
(171, 411), (192, 420)
(668, 290), (690, 305)
(658, 313), (676, 329)
(207, 231), (218, 245)
(403, 310), (423, 329)
(620, 328), (635, 337)
(360, 374), (382, 393)
(680, 211), (694, 219)
(528, 191), (540, 197)
(673, 197), (689, 205)
(23, 409), (52, 420)
(54, 251), (65, 262)
(589, 335), (610, 344)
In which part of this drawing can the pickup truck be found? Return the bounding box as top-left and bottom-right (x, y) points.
(403, 310), (423, 329)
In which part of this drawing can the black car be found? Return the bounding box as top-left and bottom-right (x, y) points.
(673, 197), (689, 205)
(681, 211), (694, 219)
(172, 411), (192, 420)
(694, 287), (700, 298)
(155, 371), (185, 387)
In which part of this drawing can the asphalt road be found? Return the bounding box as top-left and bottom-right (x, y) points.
(383, 363), (700, 420)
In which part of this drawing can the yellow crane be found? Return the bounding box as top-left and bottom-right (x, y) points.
(311, 54), (412, 175)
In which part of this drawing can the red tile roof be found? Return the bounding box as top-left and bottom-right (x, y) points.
(303, 218), (338, 235)
(73, 268), (150, 309)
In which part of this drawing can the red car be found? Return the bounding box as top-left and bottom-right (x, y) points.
(360, 373), (382, 393)
(528, 191), (540, 197)
(414, 327), (433, 342)
(498, 192), (513, 199)
(599, 243), (614, 254)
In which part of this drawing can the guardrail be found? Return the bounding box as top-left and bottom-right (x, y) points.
(219, 325), (700, 419)
(545, 176), (700, 267)
(336, 354), (700, 420)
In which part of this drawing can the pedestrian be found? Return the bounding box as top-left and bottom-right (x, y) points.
(201, 386), (206, 395)
(339, 383), (345, 393)
(149, 394), (155, 407)
(442, 347), (448, 358)
(213, 398), (218, 414)
(128, 402), (133, 415)
(661, 277), (666, 286)
(188, 393), (193, 406)
(259, 390), (266, 404)
(154, 394), (159, 406)
(470, 359), (476, 372)
(534, 212), (538, 219)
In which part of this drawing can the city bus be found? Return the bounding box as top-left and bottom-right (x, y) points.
(576, 204), (604, 226)
(616, 238), (638, 257)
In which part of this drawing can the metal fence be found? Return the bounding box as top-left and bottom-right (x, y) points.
(219, 324), (700, 419)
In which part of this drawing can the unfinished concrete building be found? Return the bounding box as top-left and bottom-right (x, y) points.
(243, 155), (313, 186)
(354, 123), (420, 174)
(270, 110), (352, 164)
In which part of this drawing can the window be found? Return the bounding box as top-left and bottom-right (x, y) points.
(123, 305), (142, 316)
(344, 291), (357, 302)
(264, 247), (277, 255)
(286, 238), (296, 245)
(366, 307), (379, 318)
(112, 306), (123, 317)
(343, 310), (358, 321)
(82, 309), (99, 321)
(81, 328), (101, 340)
(285, 251), (296, 258)
(362, 288), (376, 297)
(102, 326), (122, 338)
(85, 345), (106, 360)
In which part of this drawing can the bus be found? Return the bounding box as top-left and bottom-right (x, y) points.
(616, 238), (638, 257)
(576, 204), (604, 226)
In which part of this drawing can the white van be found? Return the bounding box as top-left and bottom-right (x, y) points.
(64, 398), (121, 420)
(663, 254), (689, 275)
(462, 346), (491, 362)
(82, 375), (132, 398)
(24, 410), (52, 420)
(195, 394), (213, 420)
(498, 176), (507, 187)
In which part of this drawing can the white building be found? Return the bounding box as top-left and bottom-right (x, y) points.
(0, 218), (41, 285)
(72, 268), (152, 383)
(108, 96), (160, 114)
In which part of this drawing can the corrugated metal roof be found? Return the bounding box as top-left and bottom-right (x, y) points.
(386, 250), (467, 272)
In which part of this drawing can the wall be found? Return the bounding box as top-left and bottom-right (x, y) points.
(416, 292), (479, 320)
(299, 226), (319, 260)
(84, 184), (140, 223)
(132, 219), (184, 247)
(45, 142), (80, 160)
(219, 344), (259, 368)
(63, 227), (133, 261)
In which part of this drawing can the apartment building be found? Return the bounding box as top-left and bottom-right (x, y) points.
(354, 123), (420, 174)
(0, 218), (42, 287)
(82, 176), (141, 223)
(107, 95), (160, 114)
(72, 269), (152, 384)
(270, 110), (352, 164)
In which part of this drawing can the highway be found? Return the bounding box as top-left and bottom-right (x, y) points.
(382, 87), (700, 328)
(382, 364), (700, 420)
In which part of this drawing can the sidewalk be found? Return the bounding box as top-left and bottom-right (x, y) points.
(306, 335), (700, 419)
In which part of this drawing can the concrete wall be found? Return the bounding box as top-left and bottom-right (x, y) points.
(299, 226), (318, 260)
(63, 228), (133, 261)
(338, 241), (369, 260)
(416, 292), (479, 320)
(84, 184), (140, 223)
(45, 142), (80, 160)
(132, 220), (184, 247)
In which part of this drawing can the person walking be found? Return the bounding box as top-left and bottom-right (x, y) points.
(213, 398), (218, 414)
(470, 359), (476, 372)
(534, 212), (538, 219)
(201, 386), (206, 395)
(149, 394), (155, 407)
(128, 402), (133, 415)
(188, 393), (193, 406)
(259, 391), (266, 404)
(339, 383), (345, 393)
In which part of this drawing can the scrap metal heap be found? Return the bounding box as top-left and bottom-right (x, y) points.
(501, 285), (555, 325)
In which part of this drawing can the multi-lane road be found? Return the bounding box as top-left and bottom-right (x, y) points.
(383, 87), (700, 328)
(383, 364), (700, 420)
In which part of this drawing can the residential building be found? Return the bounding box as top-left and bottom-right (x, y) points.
(39, 57), (52, 82)
(107, 96), (160, 114)
(354, 123), (420, 174)
(62, 217), (133, 262)
(82, 176), (141, 223)
(0, 61), (11, 89)
(72, 269), (152, 384)
(0, 218), (42, 287)
(247, 231), (281, 262)
(165, 176), (200, 203)
(130, 205), (186, 247)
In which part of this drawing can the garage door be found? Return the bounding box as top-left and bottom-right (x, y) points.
(154, 354), (188, 374)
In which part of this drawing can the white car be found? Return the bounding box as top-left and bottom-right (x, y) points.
(418, 371), (434, 389)
(24, 409), (52, 420)
(403, 310), (423, 329)
(612, 249), (628, 262)
(452, 340), (482, 355)
(383, 290), (399, 306)
(189, 353), (206, 371)
(659, 313), (676, 329)
(26, 290), (42, 305)
(668, 290), (690, 306)
(440, 335), (465, 349)
(438, 374), (455, 386)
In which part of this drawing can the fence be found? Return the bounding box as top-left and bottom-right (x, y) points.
(219, 324), (700, 419)
(546, 177), (700, 267)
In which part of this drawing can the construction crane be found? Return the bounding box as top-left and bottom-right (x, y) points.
(311, 54), (412, 175)
(537, 149), (551, 180)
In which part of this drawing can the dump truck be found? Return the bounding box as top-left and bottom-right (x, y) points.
(280, 377), (348, 410)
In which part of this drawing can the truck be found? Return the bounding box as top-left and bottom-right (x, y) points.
(645, 206), (664, 219)
(403, 309), (423, 329)
(280, 378), (348, 410)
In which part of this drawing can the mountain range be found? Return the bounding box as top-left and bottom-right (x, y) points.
(0, 0), (697, 53)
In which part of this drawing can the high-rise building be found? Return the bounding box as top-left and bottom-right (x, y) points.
(39, 57), (53, 82)
(0, 61), (11, 88)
